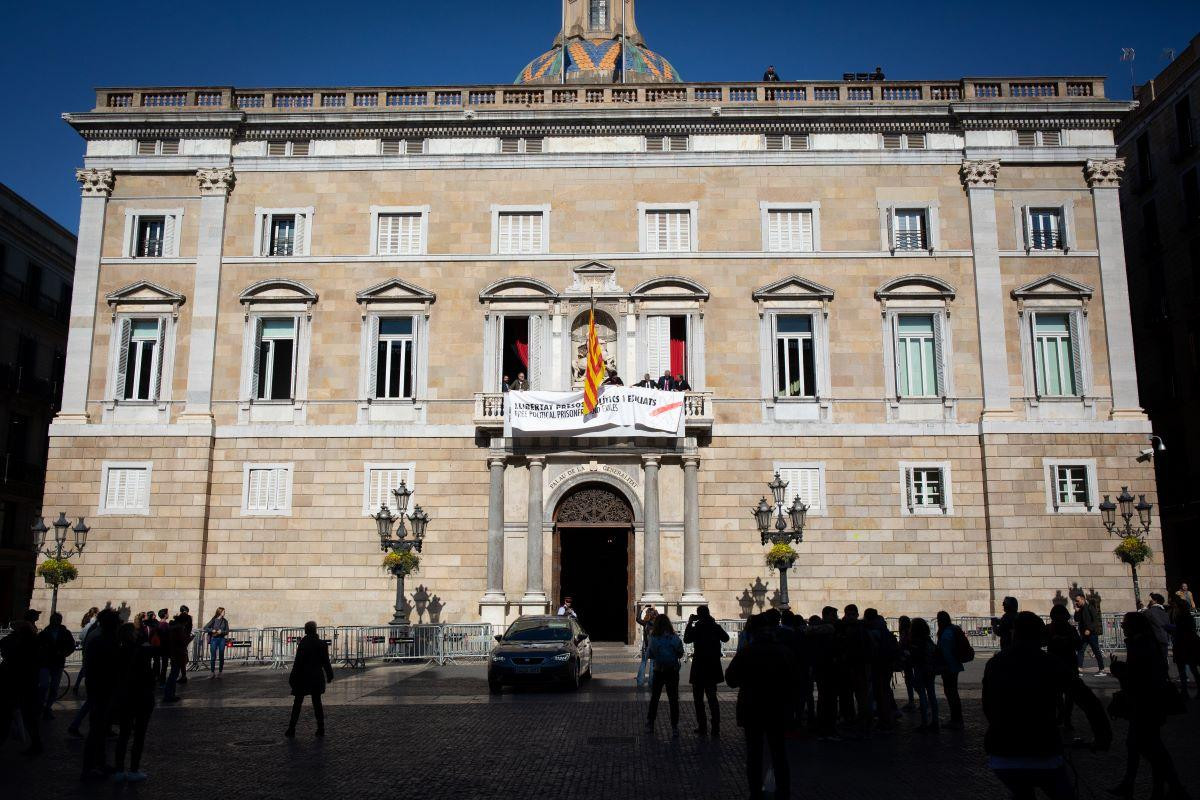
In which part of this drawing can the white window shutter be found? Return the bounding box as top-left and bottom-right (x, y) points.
(163, 215), (176, 257)
(105, 469), (124, 509)
(1029, 312), (1042, 398)
(498, 214), (511, 253)
(115, 318), (133, 400)
(293, 214), (307, 255)
(377, 215), (396, 255)
(273, 468), (289, 511)
(1022, 206), (1031, 252)
(887, 207), (895, 251)
(779, 467), (821, 512)
(933, 314), (946, 397)
(367, 315), (380, 398)
(646, 316), (670, 378)
(767, 212), (783, 251)
(530, 314), (545, 389)
(890, 315), (902, 398)
(528, 213), (543, 253)
(250, 317), (264, 399)
(153, 318), (166, 401)
(1068, 311), (1084, 396)
(904, 468), (914, 511)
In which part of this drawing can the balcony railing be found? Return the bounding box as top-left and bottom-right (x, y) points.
(473, 391), (713, 429)
(91, 77), (1108, 114)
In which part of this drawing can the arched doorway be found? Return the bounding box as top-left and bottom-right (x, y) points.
(552, 483), (635, 643)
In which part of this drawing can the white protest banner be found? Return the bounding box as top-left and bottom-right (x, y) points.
(505, 387), (684, 438)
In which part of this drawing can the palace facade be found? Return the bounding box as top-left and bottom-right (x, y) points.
(35, 2), (1162, 640)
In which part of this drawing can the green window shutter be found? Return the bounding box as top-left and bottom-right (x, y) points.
(250, 317), (264, 399)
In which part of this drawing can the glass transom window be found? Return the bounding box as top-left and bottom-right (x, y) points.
(1033, 313), (1077, 396)
(775, 315), (816, 398)
(1055, 465), (1089, 507)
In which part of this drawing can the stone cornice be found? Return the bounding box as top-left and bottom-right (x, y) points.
(75, 126), (240, 141)
(75, 167), (114, 197)
(960, 160), (1000, 189)
(196, 167), (235, 196)
(1085, 158), (1125, 188)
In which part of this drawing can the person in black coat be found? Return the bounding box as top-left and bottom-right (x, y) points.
(683, 606), (729, 737)
(37, 612), (76, 719)
(286, 621), (334, 738)
(0, 621), (42, 755)
(81, 609), (122, 779)
(983, 612), (1110, 799)
(655, 370), (675, 391)
(113, 622), (156, 781)
(725, 614), (795, 800)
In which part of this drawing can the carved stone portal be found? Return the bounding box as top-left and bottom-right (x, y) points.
(555, 485), (634, 525)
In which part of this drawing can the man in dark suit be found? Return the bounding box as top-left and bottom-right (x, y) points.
(674, 374), (692, 391)
(655, 371), (675, 391)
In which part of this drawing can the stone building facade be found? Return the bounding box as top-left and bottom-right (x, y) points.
(36, 7), (1161, 639)
(1116, 33), (1200, 593)
(0, 183), (74, 623)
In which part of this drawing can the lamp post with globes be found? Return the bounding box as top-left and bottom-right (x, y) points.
(750, 471), (808, 609)
(1098, 486), (1153, 609)
(372, 479), (430, 629)
(30, 512), (90, 616)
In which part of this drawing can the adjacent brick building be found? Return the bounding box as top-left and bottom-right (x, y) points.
(35, 1), (1162, 639)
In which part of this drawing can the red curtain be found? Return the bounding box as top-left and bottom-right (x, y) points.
(514, 339), (529, 368)
(669, 337), (686, 377)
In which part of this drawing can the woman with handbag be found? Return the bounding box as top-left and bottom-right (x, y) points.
(1108, 612), (1190, 799)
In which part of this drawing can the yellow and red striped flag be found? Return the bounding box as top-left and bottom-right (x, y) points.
(582, 302), (607, 416)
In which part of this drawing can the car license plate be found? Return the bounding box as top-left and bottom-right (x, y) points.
(514, 665), (540, 673)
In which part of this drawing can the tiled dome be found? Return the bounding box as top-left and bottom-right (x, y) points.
(516, 38), (682, 85)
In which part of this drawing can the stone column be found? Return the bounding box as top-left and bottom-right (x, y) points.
(57, 169), (114, 423)
(519, 456), (548, 614)
(961, 160), (1014, 418)
(639, 455), (665, 607)
(479, 455), (508, 626)
(680, 455), (706, 616)
(179, 168), (235, 424)
(1087, 159), (1144, 418)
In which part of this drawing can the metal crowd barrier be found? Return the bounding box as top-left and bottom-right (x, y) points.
(438, 623), (494, 664)
(187, 628), (268, 671)
(680, 619), (743, 660)
(271, 626), (337, 669)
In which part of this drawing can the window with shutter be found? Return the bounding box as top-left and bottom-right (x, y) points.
(497, 212), (544, 254)
(766, 209), (813, 252)
(365, 465), (416, 515)
(789, 133), (810, 151)
(245, 465), (291, 513)
(381, 139), (402, 155)
(374, 317), (415, 399)
(269, 215), (297, 256)
(892, 209), (927, 250)
(267, 141), (288, 157)
(529, 314), (545, 388)
(1055, 465), (1090, 508)
(1032, 313), (1078, 397)
(883, 133), (903, 150)
(668, 135), (689, 152)
(645, 316), (671, 379)
(102, 465), (150, 512)
(1028, 208), (1063, 250)
(524, 137), (544, 154)
(405, 139), (425, 155)
(896, 314), (938, 397)
(377, 214), (423, 255)
(644, 210), (691, 252)
(135, 217), (166, 258)
(777, 466), (822, 513)
(1041, 130), (1061, 146)
(908, 467), (945, 510)
(120, 318), (161, 401)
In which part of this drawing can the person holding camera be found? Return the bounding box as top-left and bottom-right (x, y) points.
(683, 606), (729, 737)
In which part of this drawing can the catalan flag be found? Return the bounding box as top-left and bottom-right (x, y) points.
(582, 300), (607, 416)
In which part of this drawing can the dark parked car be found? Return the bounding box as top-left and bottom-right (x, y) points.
(488, 615), (593, 693)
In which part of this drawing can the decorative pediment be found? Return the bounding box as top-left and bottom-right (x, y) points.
(238, 279), (318, 308)
(478, 276), (560, 304)
(1011, 274), (1093, 313)
(752, 275), (835, 303)
(629, 276), (709, 302)
(874, 275), (956, 302)
(105, 281), (186, 316)
(565, 261), (622, 296)
(356, 278), (436, 306)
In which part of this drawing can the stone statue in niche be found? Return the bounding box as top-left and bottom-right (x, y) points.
(570, 309), (619, 387)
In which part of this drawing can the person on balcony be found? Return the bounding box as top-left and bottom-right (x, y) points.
(763, 65), (780, 82)
(655, 371), (675, 391)
(635, 373), (654, 388)
(509, 372), (529, 391)
(604, 371), (624, 386)
(673, 373), (692, 392)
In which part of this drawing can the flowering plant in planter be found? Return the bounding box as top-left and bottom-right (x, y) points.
(1113, 535), (1152, 566)
(765, 543), (798, 571)
(382, 550), (420, 576)
(37, 558), (79, 587)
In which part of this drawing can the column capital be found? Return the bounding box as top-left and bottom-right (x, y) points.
(526, 455), (546, 468)
(681, 454), (701, 469)
(960, 160), (1000, 189)
(641, 454), (661, 467)
(75, 168), (114, 197)
(488, 455), (507, 469)
(196, 167), (235, 196)
(1085, 158), (1125, 189)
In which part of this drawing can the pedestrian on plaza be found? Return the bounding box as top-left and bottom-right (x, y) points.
(935, 610), (967, 730)
(780, 610), (813, 729)
(67, 610), (108, 737)
(993, 596), (1019, 652)
(896, 615), (916, 712)
(154, 609), (170, 685)
(1045, 603), (1082, 732)
(161, 614), (191, 704)
(36, 611), (76, 719)
(113, 622), (156, 783)
(73, 607), (100, 696)
(1109, 611), (1190, 799)
(1168, 595), (1200, 701)
(1072, 592), (1107, 677)
(810, 606), (840, 740)
(1177, 582), (1195, 611)
(864, 609), (898, 731)
(983, 611), (1110, 800)
(645, 614), (684, 734)
(1142, 593), (1171, 663)
(725, 613), (795, 800)
(286, 621), (334, 738)
(557, 596), (578, 618)
(23, 607), (41, 632)
(683, 606), (729, 737)
(81, 609), (121, 780)
(0, 621), (42, 755)
(909, 617), (939, 733)
(175, 605), (194, 684)
(635, 604), (658, 688)
(838, 604), (871, 735)
(203, 607), (229, 678)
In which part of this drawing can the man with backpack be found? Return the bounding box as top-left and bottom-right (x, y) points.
(935, 610), (973, 730)
(1072, 593), (1106, 677)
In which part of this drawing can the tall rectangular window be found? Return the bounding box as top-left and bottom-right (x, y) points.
(375, 317), (415, 399)
(896, 314), (938, 397)
(775, 315), (816, 398)
(644, 210), (691, 252)
(892, 209), (927, 250)
(270, 216), (296, 256)
(1033, 313), (1078, 397)
(135, 217), (166, 258)
(1028, 208), (1063, 250)
(1055, 465), (1089, 507)
(497, 212), (544, 254)
(245, 465), (291, 513)
(766, 209), (814, 252)
(101, 465), (150, 513)
(377, 213), (423, 255)
(1176, 96), (1194, 152)
(1136, 133), (1153, 182)
(122, 319), (162, 401)
(254, 318), (296, 400)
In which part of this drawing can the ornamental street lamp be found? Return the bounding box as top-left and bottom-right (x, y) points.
(1099, 485), (1153, 609)
(749, 472), (808, 609)
(30, 512), (90, 616)
(372, 479), (431, 629)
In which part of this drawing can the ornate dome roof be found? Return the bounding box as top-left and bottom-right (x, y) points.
(516, 38), (682, 85)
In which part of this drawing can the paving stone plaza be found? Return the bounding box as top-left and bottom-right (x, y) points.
(4, 650), (1199, 799)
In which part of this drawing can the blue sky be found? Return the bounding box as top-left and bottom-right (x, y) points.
(1, 0), (1196, 232)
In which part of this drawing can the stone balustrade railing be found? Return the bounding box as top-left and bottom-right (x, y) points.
(92, 77), (1107, 114)
(473, 391), (713, 428)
